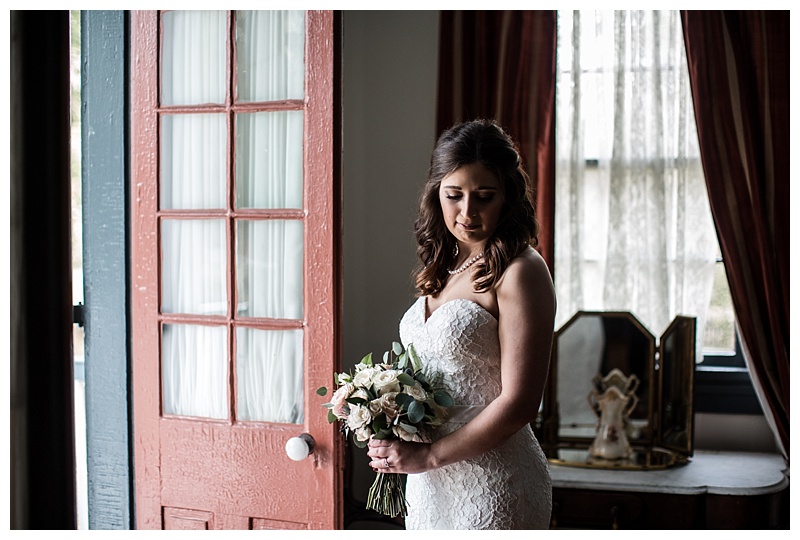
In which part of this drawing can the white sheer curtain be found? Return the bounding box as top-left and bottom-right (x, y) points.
(235, 10), (305, 102)
(555, 10), (718, 351)
(162, 10), (226, 106)
(160, 10), (306, 423)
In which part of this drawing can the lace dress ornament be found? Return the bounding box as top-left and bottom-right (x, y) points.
(398, 297), (552, 530)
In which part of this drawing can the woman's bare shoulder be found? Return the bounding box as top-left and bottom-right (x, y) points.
(501, 246), (552, 283)
(496, 247), (554, 305)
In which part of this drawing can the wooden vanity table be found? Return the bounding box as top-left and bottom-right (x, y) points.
(549, 450), (789, 529)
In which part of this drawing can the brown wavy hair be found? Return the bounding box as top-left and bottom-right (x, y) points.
(414, 119), (539, 296)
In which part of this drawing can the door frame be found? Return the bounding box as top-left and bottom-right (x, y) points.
(80, 9), (133, 530)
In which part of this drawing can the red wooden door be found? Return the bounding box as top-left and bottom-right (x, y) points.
(129, 10), (341, 530)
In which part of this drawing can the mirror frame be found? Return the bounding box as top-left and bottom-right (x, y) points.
(539, 311), (696, 470)
(657, 315), (696, 457)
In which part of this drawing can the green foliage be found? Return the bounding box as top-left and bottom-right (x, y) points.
(434, 390), (454, 408)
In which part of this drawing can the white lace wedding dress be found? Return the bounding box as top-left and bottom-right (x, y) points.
(398, 296), (552, 530)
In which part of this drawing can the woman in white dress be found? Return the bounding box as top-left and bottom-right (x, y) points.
(366, 119), (555, 529)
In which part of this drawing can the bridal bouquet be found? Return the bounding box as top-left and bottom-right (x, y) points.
(317, 341), (453, 518)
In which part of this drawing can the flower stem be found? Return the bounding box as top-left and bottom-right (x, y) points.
(365, 472), (408, 518)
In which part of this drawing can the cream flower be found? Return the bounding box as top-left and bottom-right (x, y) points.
(406, 381), (427, 401)
(351, 388), (369, 401)
(369, 391), (400, 420)
(354, 427), (372, 442)
(353, 366), (378, 388)
(373, 369), (401, 395)
(347, 404), (373, 431)
(393, 424), (418, 442)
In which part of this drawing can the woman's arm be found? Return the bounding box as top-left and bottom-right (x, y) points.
(367, 247), (556, 473)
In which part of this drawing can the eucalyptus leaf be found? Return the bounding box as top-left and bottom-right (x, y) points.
(346, 397), (367, 405)
(361, 352), (373, 366)
(395, 393), (414, 408)
(373, 428), (394, 440)
(407, 343), (422, 372)
(398, 422), (418, 434)
(353, 437), (368, 448)
(320, 402), (333, 408)
(434, 390), (454, 408)
(327, 409), (337, 424)
(397, 352), (407, 369)
(316, 386), (328, 396)
(392, 341), (404, 355)
(383, 350), (391, 364)
(408, 400), (424, 423)
(397, 373), (416, 387)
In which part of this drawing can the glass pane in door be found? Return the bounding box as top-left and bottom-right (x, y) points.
(162, 323), (227, 419)
(236, 327), (304, 423)
(235, 111), (303, 209)
(161, 114), (226, 210)
(235, 10), (305, 102)
(161, 10), (226, 106)
(162, 219), (227, 315)
(236, 219), (303, 319)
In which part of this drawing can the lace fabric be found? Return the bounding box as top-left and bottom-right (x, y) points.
(398, 297), (552, 530)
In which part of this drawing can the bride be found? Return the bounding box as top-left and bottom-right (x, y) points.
(366, 119), (555, 529)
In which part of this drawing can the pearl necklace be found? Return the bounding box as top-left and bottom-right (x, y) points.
(448, 252), (484, 275)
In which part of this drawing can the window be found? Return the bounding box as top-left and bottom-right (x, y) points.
(554, 10), (756, 413)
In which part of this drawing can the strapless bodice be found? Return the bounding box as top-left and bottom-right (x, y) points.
(399, 296), (501, 409)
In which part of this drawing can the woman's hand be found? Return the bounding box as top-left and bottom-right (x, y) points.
(367, 438), (434, 474)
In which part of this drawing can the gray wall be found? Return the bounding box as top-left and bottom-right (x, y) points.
(342, 10), (440, 502)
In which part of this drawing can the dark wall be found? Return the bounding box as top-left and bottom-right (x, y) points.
(10, 10), (77, 529)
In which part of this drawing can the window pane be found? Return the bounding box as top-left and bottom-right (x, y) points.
(162, 323), (227, 419)
(235, 10), (305, 102)
(702, 261), (737, 354)
(235, 111), (303, 209)
(162, 219), (227, 315)
(161, 10), (226, 106)
(236, 220), (303, 319)
(161, 114), (226, 210)
(236, 327), (303, 423)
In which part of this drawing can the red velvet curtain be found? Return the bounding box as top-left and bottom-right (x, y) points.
(681, 11), (789, 459)
(436, 11), (557, 274)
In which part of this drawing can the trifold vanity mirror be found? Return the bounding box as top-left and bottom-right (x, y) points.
(539, 311), (696, 470)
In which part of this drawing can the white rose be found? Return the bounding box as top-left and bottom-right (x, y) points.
(347, 404), (373, 431)
(352, 388), (369, 401)
(373, 370), (401, 396)
(353, 367), (377, 388)
(406, 381), (427, 401)
(354, 427), (372, 442)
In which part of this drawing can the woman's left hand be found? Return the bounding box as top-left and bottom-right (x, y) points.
(367, 438), (433, 474)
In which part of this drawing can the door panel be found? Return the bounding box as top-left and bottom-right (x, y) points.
(130, 10), (341, 530)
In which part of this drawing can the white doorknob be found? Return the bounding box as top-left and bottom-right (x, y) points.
(285, 433), (315, 461)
